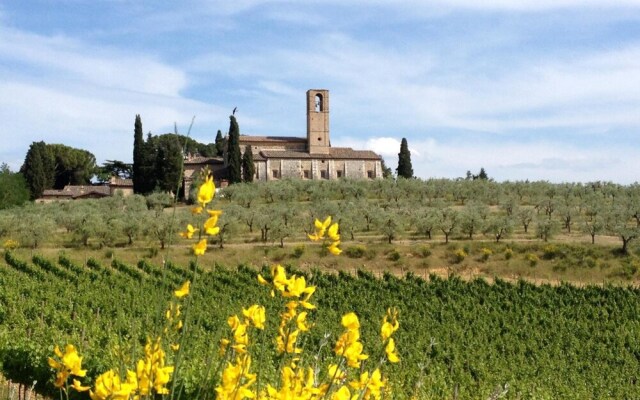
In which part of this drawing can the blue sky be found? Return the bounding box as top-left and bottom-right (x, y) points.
(1, 1), (640, 183)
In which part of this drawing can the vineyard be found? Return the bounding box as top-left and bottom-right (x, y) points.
(1, 250), (640, 399)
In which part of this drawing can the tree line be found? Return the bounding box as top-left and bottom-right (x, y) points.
(2, 178), (640, 254)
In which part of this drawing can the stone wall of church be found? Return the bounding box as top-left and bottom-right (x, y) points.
(262, 158), (381, 181)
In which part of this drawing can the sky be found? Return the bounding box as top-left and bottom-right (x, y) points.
(1, 1), (640, 183)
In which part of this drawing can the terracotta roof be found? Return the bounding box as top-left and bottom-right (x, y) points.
(329, 147), (381, 160)
(239, 135), (307, 143)
(260, 147), (381, 160)
(42, 185), (111, 199)
(252, 152), (266, 161)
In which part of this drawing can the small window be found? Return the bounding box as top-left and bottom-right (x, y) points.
(272, 170), (280, 179)
(315, 94), (323, 112)
(303, 170), (310, 179)
(337, 170), (343, 178)
(367, 170), (374, 179)
(320, 170), (328, 179)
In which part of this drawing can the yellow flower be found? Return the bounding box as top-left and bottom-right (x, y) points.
(197, 175), (215, 206)
(283, 276), (315, 298)
(242, 304), (266, 329)
(308, 216), (332, 241)
(328, 364), (346, 383)
(296, 311), (311, 332)
(174, 281), (190, 298)
(90, 369), (137, 400)
(385, 338), (400, 363)
(193, 239), (207, 255)
(341, 313), (360, 331)
(204, 215), (220, 236)
(191, 206), (203, 215)
(349, 369), (385, 400)
(331, 385), (351, 400)
(327, 222), (340, 241)
(71, 379), (91, 392)
(179, 224), (198, 239)
(343, 340), (369, 368)
(328, 240), (342, 255)
(207, 209), (223, 217)
(381, 307), (399, 341)
(48, 344), (87, 388)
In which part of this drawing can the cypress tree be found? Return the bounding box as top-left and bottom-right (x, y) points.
(140, 133), (158, 194)
(215, 130), (225, 157)
(227, 115), (242, 184)
(20, 141), (55, 200)
(132, 115), (145, 193)
(242, 145), (255, 182)
(155, 134), (184, 194)
(396, 137), (414, 179)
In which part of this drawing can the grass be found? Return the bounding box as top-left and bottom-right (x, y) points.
(10, 232), (640, 287)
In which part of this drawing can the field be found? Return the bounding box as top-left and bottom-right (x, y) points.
(1, 178), (640, 399)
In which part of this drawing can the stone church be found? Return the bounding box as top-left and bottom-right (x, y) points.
(183, 89), (382, 193)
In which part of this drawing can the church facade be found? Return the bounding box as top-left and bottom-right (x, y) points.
(183, 89), (382, 194)
(237, 89), (382, 182)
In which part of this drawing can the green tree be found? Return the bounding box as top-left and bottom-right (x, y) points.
(477, 167), (488, 180)
(139, 133), (158, 194)
(132, 114), (145, 193)
(215, 130), (225, 156)
(47, 144), (97, 188)
(380, 158), (393, 179)
(0, 164), (30, 209)
(155, 134), (183, 195)
(396, 137), (413, 179)
(96, 160), (132, 183)
(242, 145), (255, 183)
(483, 215), (513, 243)
(20, 141), (55, 199)
(227, 115), (242, 184)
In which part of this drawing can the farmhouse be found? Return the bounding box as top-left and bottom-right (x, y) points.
(37, 177), (134, 203)
(183, 89), (382, 194)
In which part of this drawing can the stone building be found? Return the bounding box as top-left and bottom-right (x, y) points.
(238, 89), (382, 181)
(36, 177), (133, 203)
(182, 89), (382, 193)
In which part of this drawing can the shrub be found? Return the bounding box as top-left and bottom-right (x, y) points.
(291, 244), (305, 259)
(481, 247), (493, 262)
(387, 249), (401, 261)
(364, 247), (378, 260)
(453, 249), (467, 263)
(344, 245), (367, 258)
(542, 245), (559, 260)
(2, 239), (18, 250)
(525, 253), (539, 267)
(416, 246), (432, 258)
(504, 248), (514, 260)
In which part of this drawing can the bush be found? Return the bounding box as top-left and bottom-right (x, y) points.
(453, 249), (467, 263)
(291, 244), (305, 259)
(480, 248), (493, 262)
(364, 247), (378, 260)
(416, 246), (432, 258)
(542, 245), (560, 260)
(344, 245), (367, 259)
(504, 248), (514, 260)
(2, 239), (19, 250)
(387, 249), (401, 261)
(525, 253), (539, 267)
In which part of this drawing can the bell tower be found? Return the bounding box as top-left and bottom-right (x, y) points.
(307, 89), (330, 154)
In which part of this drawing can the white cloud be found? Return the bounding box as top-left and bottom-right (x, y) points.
(0, 26), (228, 170)
(0, 27), (187, 97)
